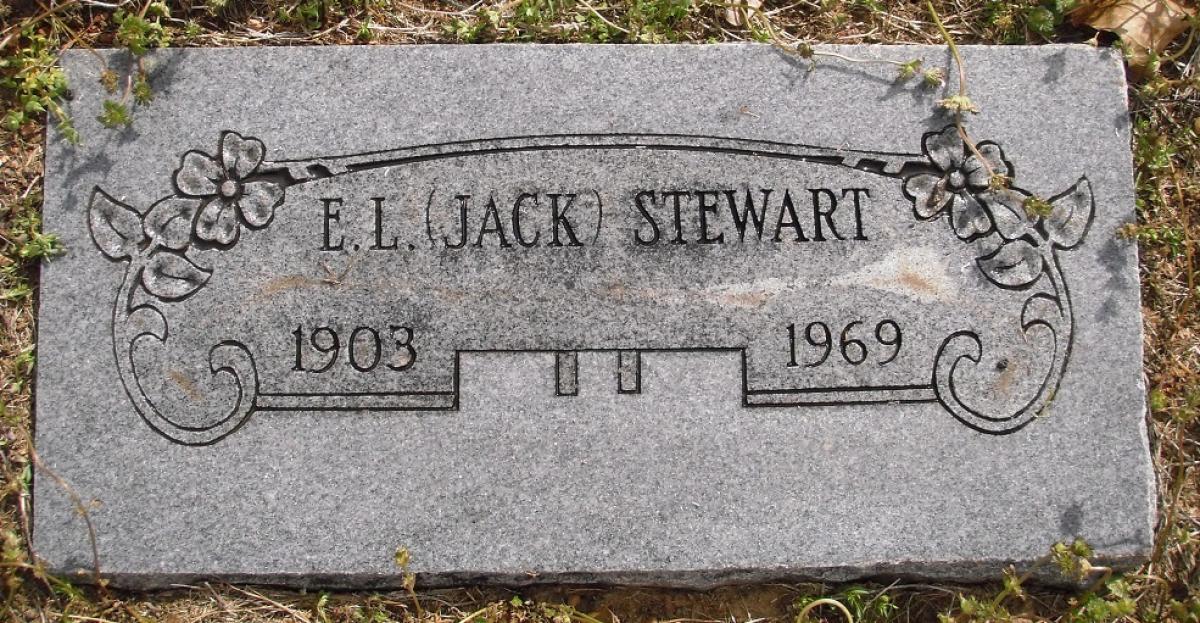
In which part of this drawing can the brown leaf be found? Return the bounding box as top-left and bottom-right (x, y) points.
(1071, 0), (1196, 68)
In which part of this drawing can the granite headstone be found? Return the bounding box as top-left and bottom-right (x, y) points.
(35, 44), (1154, 587)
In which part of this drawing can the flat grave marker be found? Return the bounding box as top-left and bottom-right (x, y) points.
(35, 44), (1154, 587)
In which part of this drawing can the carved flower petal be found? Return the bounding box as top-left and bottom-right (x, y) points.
(195, 198), (240, 245)
(237, 181), (283, 228)
(904, 173), (952, 219)
(220, 132), (265, 180)
(175, 151), (223, 197)
(950, 193), (993, 240)
(923, 126), (965, 172)
(981, 188), (1032, 241)
(964, 143), (1013, 188)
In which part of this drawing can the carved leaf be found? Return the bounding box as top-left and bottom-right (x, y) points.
(144, 196), (201, 250)
(977, 239), (1044, 289)
(1044, 177), (1094, 249)
(142, 250), (211, 300)
(89, 188), (146, 260)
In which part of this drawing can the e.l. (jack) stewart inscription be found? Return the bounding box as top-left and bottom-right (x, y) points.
(89, 126), (1093, 445)
(37, 45), (1154, 588)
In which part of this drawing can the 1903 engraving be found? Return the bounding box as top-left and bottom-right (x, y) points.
(88, 127), (1094, 445)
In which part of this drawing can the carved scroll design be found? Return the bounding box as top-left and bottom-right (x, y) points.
(88, 132), (282, 445)
(900, 127), (1095, 434)
(88, 127), (1093, 444)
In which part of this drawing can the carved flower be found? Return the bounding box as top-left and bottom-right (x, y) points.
(174, 131), (283, 245)
(902, 126), (1023, 241)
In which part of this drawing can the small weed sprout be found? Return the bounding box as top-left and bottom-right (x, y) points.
(9, 202), (64, 262)
(393, 546), (410, 568)
(1023, 195), (1053, 218)
(18, 230), (63, 261)
(1119, 222), (1188, 257)
(897, 58), (923, 80)
(133, 73), (153, 105)
(90, 1), (174, 130)
(0, 26), (78, 142)
(357, 19), (374, 42)
(937, 94), (979, 114)
(98, 99), (133, 129)
(1052, 537), (1095, 581)
(114, 5), (171, 56)
(923, 67), (946, 87)
(99, 69), (119, 94)
(937, 539), (1134, 623)
(743, 3), (925, 82)
(393, 546), (423, 617)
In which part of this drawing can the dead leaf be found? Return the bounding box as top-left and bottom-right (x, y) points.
(1071, 0), (1196, 69)
(724, 0), (762, 27)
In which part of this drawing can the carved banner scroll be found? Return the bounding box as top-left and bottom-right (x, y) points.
(88, 127), (1094, 445)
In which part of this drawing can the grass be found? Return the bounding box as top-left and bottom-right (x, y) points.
(1, 0), (1198, 621)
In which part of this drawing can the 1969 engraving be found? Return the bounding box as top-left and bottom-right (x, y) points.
(88, 128), (1094, 445)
